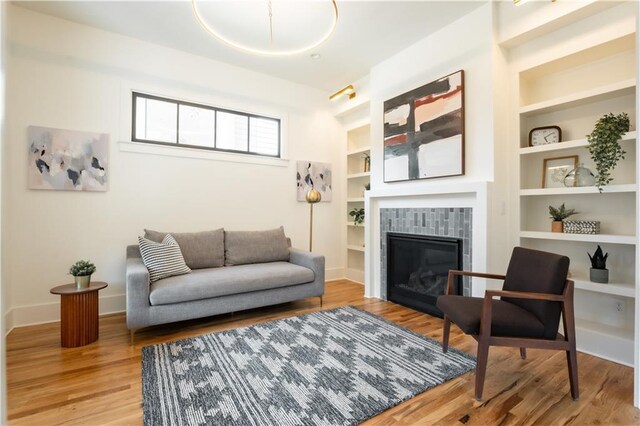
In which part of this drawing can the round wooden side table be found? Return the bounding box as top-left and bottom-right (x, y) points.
(50, 281), (108, 348)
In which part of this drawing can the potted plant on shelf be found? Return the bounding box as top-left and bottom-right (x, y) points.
(349, 207), (365, 226)
(587, 112), (630, 192)
(69, 260), (96, 289)
(588, 245), (609, 284)
(548, 203), (578, 233)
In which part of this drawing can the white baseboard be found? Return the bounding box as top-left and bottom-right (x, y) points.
(4, 309), (14, 337)
(345, 268), (364, 284)
(6, 294), (126, 331)
(325, 267), (345, 282)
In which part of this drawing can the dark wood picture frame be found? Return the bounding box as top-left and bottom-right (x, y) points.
(542, 155), (578, 188)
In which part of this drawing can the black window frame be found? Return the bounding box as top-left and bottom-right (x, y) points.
(131, 92), (281, 158)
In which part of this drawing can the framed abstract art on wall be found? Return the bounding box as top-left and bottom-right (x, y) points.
(28, 126), (109, 192)
(383, 70), (465, 182)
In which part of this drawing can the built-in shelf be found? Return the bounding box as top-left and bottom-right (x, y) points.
(347, 222), (365, 227)
(347, 146), (370, 156)
(519, 131), (637, 155)
(345, 122), (370, 284)
(519, 231), (636, 244)
(347, 172), (371, 179)
(576, 318), (633, 342)
(519, 79), (636, 116)
(575, 318), (634, 366)
(573, 278), (635, 298)
(520, 184), (636, 196)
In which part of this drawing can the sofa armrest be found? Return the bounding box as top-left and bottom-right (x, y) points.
(289, 248), (325, 289)
(126, 256), (150, 328)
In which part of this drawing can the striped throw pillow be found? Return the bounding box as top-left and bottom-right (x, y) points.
(138, 234), (191, 283)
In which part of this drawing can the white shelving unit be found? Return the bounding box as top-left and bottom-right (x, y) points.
(346, 124), (370, 284)
(515, 34), (637, 366)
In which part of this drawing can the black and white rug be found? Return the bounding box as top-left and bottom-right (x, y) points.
(142, 306), (475, 426)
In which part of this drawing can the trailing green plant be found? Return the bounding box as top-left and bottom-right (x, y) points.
(588, 245), (608, 270)
(587, 112), (630, 192)
(349, 207), (365, 225)
(69, 260), (96, 277)
(548, 203), (578, 221)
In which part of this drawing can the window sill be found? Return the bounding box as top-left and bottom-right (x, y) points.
(119, 141), (289, 167)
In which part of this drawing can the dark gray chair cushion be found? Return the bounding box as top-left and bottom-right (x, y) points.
(224, 226), (290, 266)
(149, 261), (314, 305)
(436, 295), (546, 338)
(144, 228), (224, 270)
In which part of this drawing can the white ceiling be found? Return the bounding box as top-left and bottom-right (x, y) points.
(13, 1), (485, 93)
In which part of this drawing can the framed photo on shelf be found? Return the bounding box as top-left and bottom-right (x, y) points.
(542, 155), (578, 188)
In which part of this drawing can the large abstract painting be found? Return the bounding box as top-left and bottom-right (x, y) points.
(383, 70), (464, 182)
(28, 126), (109, 191)
(296, 161), (332, 202)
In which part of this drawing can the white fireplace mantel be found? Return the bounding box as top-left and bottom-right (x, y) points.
(364, 181), (491, 299)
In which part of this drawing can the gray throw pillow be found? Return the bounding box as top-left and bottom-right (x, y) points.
(144, 228), (224, 269)
(225, 226), (290, 266)
(138, 234), (191, 283)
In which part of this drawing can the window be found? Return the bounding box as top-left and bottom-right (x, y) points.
(132, 92), (281, 158)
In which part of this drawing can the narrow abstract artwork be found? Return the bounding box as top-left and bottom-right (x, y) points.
(296, 161), (332, 202)
(384, 70), (464, 182)
(28, 126), (109, 191)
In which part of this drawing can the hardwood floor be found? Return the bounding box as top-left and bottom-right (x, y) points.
(6, 280), (640, 425)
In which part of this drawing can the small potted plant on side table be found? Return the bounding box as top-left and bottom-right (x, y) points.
(69, 260), (96, 289)
(548, 203), (578, 233)
(588, 245), (608, 284)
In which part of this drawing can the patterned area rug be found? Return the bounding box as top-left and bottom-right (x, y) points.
(142, 306), (475, 425)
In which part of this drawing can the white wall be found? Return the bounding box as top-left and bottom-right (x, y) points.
(3, 5), (346, 328)
(366, 3), (508, 275)
(0, 0), (6, 421)
(370, 3), (495, 190)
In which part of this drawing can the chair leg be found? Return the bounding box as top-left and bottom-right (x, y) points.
(320, 296), (323, 307)
(562, 281), (579, 400)
(475, 337), (490, 400)
(566, 348), (579, 400)
(442, 316), (451, 353)
(520, 347), (527, 359)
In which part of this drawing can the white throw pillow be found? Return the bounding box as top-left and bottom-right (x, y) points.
(138, 234), (191, 283)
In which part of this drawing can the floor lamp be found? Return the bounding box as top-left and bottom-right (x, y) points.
(305, 188), (321, 252)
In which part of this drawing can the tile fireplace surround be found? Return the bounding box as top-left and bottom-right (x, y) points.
(380, 207), (473, 298)
(363, 181), (490, 300)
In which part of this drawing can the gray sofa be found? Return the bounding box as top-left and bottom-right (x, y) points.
(125, 227), (325, 341)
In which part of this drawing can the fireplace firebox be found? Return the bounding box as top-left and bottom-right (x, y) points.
(386, 232), (462, 318)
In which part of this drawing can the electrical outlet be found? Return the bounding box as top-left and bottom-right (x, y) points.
(614, 299), (625, 313)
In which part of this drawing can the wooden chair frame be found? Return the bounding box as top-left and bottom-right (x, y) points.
(441, 270), (578, 401)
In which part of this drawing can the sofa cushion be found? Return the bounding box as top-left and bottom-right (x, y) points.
(224, 227), (289, 266)
(149, 261), (314, 305)
(138, 234), (191, 283)
(144, 228), (224, 269)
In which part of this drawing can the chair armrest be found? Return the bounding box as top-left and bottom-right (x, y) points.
(479, 280), (574, 339)
(289, 248), (325, 288)
(485, 289), (566, 302)
(126, 257), (150, 311)
(446, 270), (506, 295)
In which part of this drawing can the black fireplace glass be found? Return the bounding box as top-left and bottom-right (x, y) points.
(387, 232), (462, 318)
